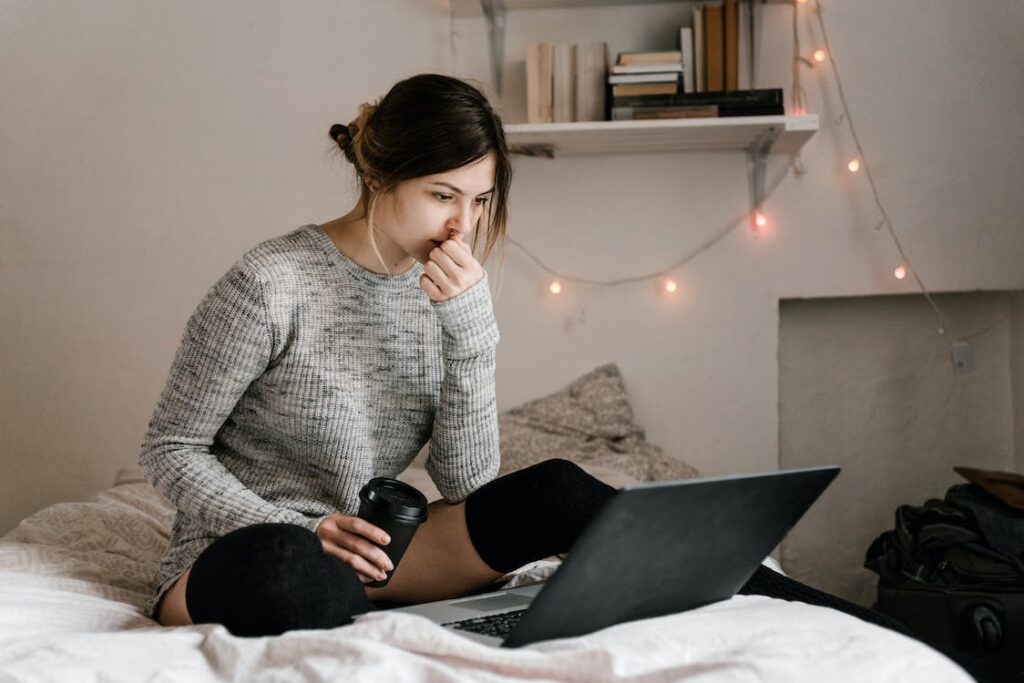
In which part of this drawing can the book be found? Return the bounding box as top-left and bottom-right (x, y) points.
(526, 42), (553, 123)
(693, 6), (705, 92)
(704, 3), (724, 92)
(612, 82), (679, 97)
(611, 88), (782, 108)
(724, 0), (739, 91)
(553, 43), (576, 122)
(679, 26), (695, 94)
(611, 104), (718, 120)
(610, 88), (783, 116)
(610, 62), (683, 74)
(608, 72), (681, 85)
(574, 41), (607, 122)
(616, 50), (682, 65)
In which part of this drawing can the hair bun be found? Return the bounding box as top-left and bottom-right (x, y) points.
(329, 123), (351, 147)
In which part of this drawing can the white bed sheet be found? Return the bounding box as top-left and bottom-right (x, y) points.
(0, 470), (972, 682)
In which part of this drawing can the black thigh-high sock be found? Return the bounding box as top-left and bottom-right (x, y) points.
(184, 522), (377, 637)
(739, 565), (994, 682)
(463, 458), (618, 574)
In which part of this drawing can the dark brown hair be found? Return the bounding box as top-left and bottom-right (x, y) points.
(329, 73), (512, 273)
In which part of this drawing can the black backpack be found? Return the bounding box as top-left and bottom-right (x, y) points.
(865, 483), (1024, 682)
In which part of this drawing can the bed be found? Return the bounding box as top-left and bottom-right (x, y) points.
(0, 364), (974, 681)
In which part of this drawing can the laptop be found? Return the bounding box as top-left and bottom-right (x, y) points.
(376, 465), (840, 648)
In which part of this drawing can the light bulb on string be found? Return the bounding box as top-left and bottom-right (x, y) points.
(847, 158), (860, 172)
(751, 210), (769, 236)
(813, 49), (827, 63)
(664, 277), (678, 294)
(894, 263), (908, 280)
(548, 279), (562, 294)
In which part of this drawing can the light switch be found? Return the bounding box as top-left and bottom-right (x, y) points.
(950, 340), (975, 374)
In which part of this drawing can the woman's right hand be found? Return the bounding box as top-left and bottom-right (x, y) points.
(315, 512), (394, 584)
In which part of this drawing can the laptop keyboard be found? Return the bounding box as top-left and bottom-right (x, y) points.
(442, 608), (528, 638)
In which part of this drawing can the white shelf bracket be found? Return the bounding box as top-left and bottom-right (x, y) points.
(480, 0), (507, 97)
(746, 127), (778, 226)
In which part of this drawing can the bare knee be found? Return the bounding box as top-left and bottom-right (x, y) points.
(156, 565), (193, 627)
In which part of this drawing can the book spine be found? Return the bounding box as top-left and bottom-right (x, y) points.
(553, 43), (575, 122)
(612, 106), (780, 120)
(611, 88), (783, 108)
(525, 42), (554, 123)
(616, 50), (682, 65)
(704, 3), (724, 92)
(608, 73), (682, 84)
(724, 0), (739, 91)
(679, 27), (695, 94)
(693, 7), (705, 93)
(611, 82), (679, 97)
(539, 42), (553, 122)
(610, 63), (684, 74)
(574, 41), (607, 122)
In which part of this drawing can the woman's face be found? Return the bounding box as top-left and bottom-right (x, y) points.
(375, 152), (497, 265)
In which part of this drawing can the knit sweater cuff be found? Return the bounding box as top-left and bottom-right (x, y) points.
(430, 270), (500, 359)
(264, 507), (328, 534)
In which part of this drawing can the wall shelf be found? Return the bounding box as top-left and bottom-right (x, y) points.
(450, 0), (686, 17)
(504, 114), (819, 158)
(451, 0), (792, 16)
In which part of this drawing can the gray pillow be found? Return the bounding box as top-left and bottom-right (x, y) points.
(497, 363), (700, 482)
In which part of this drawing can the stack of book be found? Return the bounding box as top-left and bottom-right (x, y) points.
(609, 0), (785, 121)
(526, 41), (608, 124)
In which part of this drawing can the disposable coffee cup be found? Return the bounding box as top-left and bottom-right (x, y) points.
(357, 477), (429, 588)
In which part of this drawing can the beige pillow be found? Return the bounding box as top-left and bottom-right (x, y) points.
(409, 362), (699, 488)
(496, 363), (700, 482)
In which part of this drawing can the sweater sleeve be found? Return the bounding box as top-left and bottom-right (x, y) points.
(426, 270), (502, 503)
(138, 258), (328, 537)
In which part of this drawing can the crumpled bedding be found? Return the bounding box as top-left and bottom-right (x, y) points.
(0, 469), (972, 682)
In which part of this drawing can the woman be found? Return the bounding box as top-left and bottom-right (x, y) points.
(137, 73), (989, 678)
(140, 73), (617, 635)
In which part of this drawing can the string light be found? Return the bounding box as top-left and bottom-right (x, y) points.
(809, 0), (950, 336)
(548, 279), (562, 294)
(847, 158), (860, 172)
(664, 278), (679, 293)
(894, 263), (908, 280)
(813, 49), (827, 63)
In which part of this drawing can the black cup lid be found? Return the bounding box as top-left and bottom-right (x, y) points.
(359, 477), (428, 521)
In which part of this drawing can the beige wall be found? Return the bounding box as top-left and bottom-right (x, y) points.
(779, 291), (1020, 603)
(3, 0), (1023, 608)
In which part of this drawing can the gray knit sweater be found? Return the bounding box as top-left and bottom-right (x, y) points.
(138, 223), (501, 618)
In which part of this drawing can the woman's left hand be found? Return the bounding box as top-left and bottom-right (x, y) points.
(419, 236), (484, 302)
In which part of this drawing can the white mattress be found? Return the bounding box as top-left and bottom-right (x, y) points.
(0, 469), (972, 682)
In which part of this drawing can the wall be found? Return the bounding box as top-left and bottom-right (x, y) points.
(779, 291), (1020, 603)
(0, 0), (452, 533)
(2, 0), (1023, 609)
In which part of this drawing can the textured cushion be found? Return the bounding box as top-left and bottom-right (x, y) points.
(495, 363), (700, 482)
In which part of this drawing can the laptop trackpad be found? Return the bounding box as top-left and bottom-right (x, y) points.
(452, 593), (533, 612)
